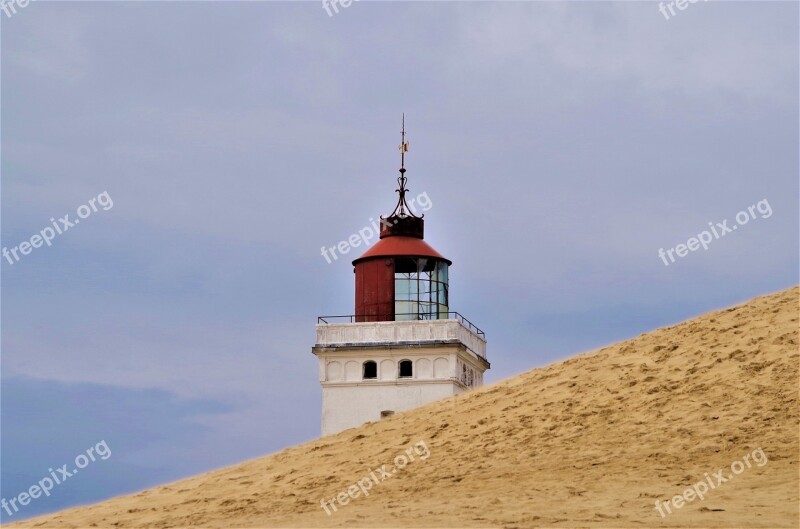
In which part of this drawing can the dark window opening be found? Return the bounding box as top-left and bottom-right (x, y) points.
(363, 361), (377, 379)
(399, 360), (413, 378)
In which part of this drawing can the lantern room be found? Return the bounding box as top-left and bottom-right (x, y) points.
(353, 215), (451, 322)
(352, 121), (451, 323)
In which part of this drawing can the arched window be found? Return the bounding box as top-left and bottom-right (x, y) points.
(363, 361), (377, 380)
(398, 360), (413, 378)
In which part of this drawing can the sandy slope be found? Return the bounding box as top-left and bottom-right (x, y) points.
(13, 287), (799, 528)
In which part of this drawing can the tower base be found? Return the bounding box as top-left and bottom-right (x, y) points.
(312, 319), (489, 436)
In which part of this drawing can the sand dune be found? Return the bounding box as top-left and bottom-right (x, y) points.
(14, 287), (799, 528)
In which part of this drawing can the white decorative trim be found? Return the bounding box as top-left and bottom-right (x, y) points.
(316, 319), (487, 359)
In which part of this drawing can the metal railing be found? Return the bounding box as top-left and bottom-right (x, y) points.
(316, 312), (485, 338)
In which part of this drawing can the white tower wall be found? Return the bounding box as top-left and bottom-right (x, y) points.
(312, 319), (489, 436)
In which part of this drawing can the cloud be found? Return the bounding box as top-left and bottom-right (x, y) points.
(439, 2), (796, 105)
(0, 377), (232, 522)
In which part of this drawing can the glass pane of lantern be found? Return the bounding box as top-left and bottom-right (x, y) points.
(408, 277), (418, 297)
(395, 301), (413, 320)
(395, 278), (410, 300)
(419, 277), (431, 298)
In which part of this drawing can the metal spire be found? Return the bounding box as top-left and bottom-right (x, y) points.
(400, 113), (408, 174)
(391, 113), (417, 218)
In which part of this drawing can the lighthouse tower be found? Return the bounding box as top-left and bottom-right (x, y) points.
(312, 120), (490, 436)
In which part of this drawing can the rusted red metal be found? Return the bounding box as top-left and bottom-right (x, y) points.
(354, 257), (395, 322)
(353, 236), (451, 266)
(379, 215), (424, 239)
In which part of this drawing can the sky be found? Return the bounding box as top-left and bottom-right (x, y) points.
(1, 0), (798, 521)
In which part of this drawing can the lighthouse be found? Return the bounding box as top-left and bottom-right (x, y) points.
(312, 119), (490, 436)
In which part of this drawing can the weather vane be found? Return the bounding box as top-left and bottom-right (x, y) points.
(399, 113), (409, 172)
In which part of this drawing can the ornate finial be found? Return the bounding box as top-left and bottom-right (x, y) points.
(390, 114), (419, 219)
(379, 115), (425, 239)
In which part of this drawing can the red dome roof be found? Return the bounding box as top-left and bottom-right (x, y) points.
(352, 236), (451, 265)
